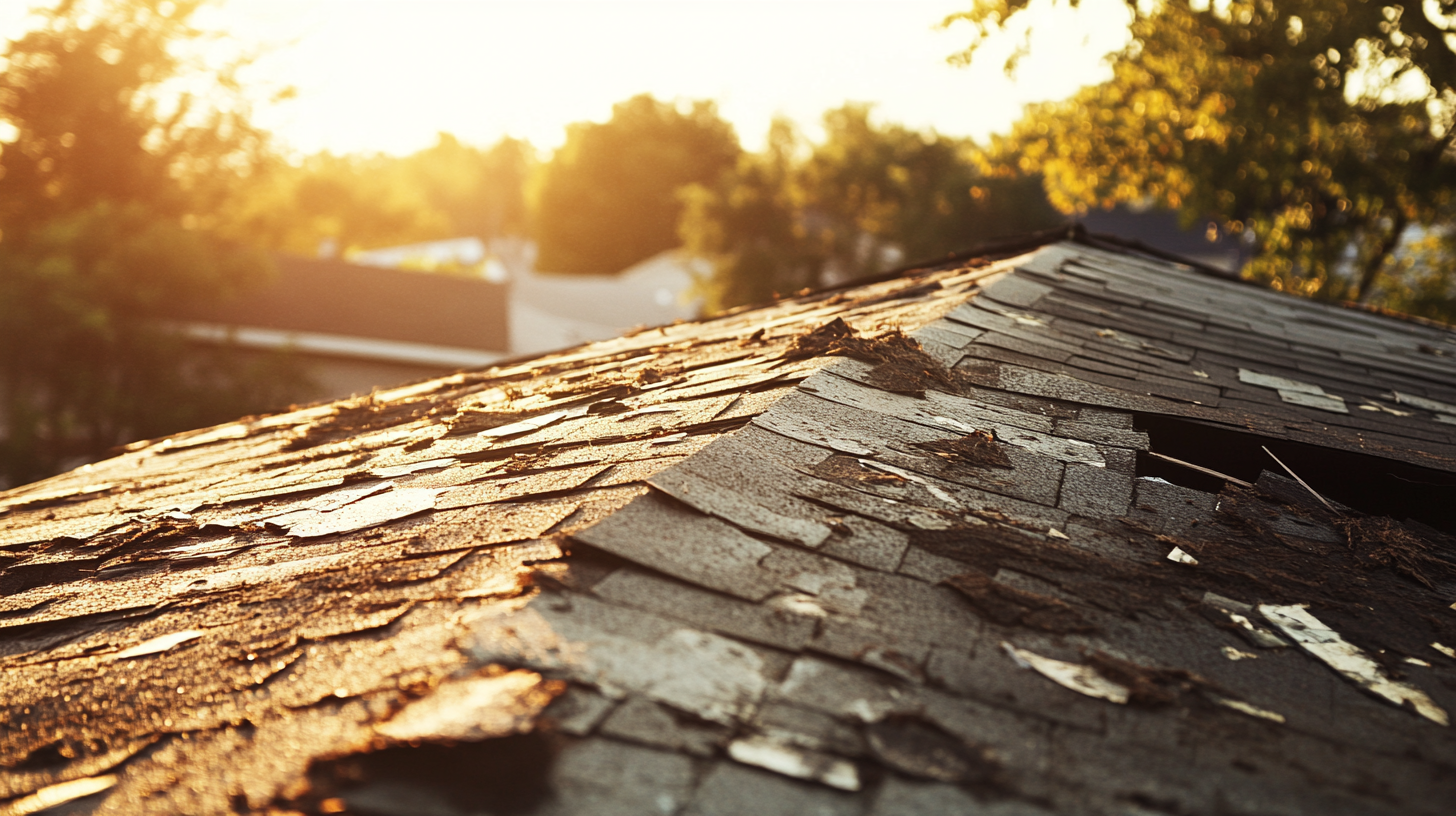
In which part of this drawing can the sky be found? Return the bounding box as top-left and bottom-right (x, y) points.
(0, 0), (1134, 157)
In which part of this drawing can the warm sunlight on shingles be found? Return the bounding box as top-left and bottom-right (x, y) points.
(1, 0), (1131, 156)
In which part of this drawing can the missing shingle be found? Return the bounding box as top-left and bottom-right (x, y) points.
(1134, 413), (1456, 536)
(286, 733), (558, 816)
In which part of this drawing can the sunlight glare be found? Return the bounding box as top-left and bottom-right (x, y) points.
(0, 0), (1134, 156)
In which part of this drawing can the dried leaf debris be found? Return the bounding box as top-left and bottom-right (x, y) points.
(2, 242), (1455, 815)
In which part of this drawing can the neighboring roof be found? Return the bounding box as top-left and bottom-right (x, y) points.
(2, 238), (1455, 815)
(1078, 205), (1251, 273)
(168, 253), (512, 357)
(509, 249), (705, 355)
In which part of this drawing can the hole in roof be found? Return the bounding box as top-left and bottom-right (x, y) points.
(286, 732), (556, 816)
(1133, 413), (1456, 537)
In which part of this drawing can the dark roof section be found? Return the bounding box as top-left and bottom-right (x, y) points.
(2, 240), (1455, 816)
(169, 253), (511, 352)
(1077, 204), (1252, 272)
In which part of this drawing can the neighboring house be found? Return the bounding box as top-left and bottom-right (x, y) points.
(168, 253), (511, 401)
(350, 237), (705, 357)
(4, 233), (1456, 815)
(509, 248), (705, 355)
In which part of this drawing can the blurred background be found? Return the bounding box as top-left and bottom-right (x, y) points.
(0, 0), (1451, 485)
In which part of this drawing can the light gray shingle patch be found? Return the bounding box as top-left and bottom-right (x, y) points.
(1237, 367), (1330, 395)
(572, 491), (779, 601)
(1278, 388), (1350, 413)
(1392, 390), (1456, 416)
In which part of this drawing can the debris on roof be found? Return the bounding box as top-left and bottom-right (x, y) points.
(2, 237), (1455, 815)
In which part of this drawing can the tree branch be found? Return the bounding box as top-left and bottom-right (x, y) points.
(1356, 208), (1409, 302)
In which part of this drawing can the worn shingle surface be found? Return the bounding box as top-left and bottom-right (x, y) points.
(2, 241), (1455, 816)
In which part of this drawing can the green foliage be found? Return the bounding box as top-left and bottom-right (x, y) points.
(1370, 227), (1456, 322)
(0, 203), (307, 484)
(680, 106), (1061, 313)
(226, 134), (534, 259)
(533, 94), (742, 275)
(952, 0), (1456, 312)
(0, 0), (307, 485)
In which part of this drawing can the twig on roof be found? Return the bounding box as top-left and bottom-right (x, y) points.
(1261, 446), (1338, 514)
(1146, 452), (1253, 489)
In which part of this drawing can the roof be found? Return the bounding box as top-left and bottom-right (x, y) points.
(509, 249), (705, 355)
(2, 237), (1455, 816)
(166, 253), (512, 359)
(1076, 206), (1252, 273)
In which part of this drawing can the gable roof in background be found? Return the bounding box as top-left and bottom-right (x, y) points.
(1077, 206), (1252, 273)
(2, 235), (1455, 815)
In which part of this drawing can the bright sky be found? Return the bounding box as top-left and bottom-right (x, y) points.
(1, 0), (1133, 157)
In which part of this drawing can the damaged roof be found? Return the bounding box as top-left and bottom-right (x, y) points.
(2, 236), (1455, 816)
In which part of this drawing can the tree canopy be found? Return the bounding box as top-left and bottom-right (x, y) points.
(0, 0), (303, 485)
(680, 105), (1061, 312)
(226, 133), (534, 263)
(950, 0), (1456, 316)
(532, 94), (741, 275)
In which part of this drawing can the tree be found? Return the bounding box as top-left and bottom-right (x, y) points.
(227, 134), (536, 262)
(949, 0), (1456, 311)
(0, 0), (303, 485)
(680, 106), (1061, 313)
(406, 133), (532, 246)
(533, 94), (741, 274)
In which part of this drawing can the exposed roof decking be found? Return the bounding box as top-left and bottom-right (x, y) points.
(2, 242), (1456, 815)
